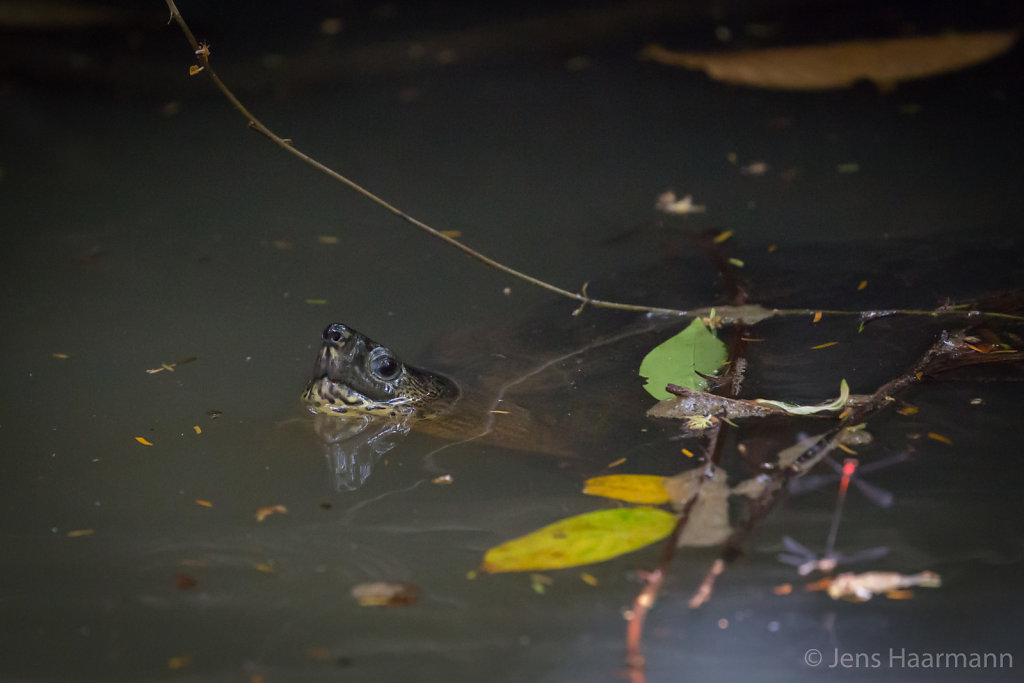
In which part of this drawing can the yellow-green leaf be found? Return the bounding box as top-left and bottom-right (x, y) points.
(583, 475), (670, 504)
(639, 319), (728, 400)
(481, 507), (676, 573)
(754, 379), (850, 415)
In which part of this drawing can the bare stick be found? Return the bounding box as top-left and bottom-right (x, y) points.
(162, 1), (1023, 324)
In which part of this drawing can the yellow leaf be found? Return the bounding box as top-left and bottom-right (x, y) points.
(583, 475), (670, 504)
(480, 507), (676, 573)
(135, 436), (153, 446)
(927, 432), (953, 446)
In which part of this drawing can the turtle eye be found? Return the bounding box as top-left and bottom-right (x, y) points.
(369, 346), (401, 382)
(323, 323), (347, 343)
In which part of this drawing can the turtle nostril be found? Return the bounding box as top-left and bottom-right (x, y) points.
(323, 323), (347, 343)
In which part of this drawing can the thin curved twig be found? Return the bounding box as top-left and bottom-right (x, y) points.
(163, 1), (1024, 325)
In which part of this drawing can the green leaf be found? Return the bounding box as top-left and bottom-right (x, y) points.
(480, 507), (676, 573)
(638, 319), (728, 400)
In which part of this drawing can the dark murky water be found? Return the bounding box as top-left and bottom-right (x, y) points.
(2, 3), (1023, 681)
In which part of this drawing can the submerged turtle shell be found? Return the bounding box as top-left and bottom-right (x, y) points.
(417, 307), (687, 454)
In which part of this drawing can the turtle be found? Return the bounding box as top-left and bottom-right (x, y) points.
(301, 312), (683, 472)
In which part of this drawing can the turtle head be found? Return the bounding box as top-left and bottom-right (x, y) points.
(302, 323), (459, 421)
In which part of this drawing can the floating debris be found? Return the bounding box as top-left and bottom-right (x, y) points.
(66, 529), (95, 538)
(254, 504), (288, 522)
(655, 191), (706, 215)
(827, 570), (941, 601)
(640, 31), (1018, 91)
(351, 581), (419, 606)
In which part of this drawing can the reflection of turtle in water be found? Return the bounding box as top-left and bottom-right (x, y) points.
(302, 311), (684, 488)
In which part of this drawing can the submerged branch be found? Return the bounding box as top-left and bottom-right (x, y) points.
(684, 324), (1022, 609)
(624, 245), (750, 674)
(162, 0), (1023, 325)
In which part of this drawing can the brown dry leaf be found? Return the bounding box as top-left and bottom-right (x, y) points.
(254, 504), (288, 522)
(640, 31), (1018, 91)
(663, 467), (734, 547)
(351, 581), (420, 606)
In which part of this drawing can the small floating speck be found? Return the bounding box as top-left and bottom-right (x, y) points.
(255, 504), (288, 522)
(317, 235), (339, 244)
(167, 654), (192, 670)
(305, 298), (328, 305)
(66, 529), (95, 537)
(655, 191), (706, 215)
(52, 353), (70, 359)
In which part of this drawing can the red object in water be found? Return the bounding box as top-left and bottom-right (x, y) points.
(840, 458), (859, 495)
